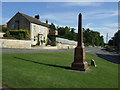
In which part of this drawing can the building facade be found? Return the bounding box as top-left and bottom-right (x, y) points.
(7, 12), (50, 45)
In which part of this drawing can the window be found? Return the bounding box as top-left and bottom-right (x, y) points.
(34, 36), (36, 41)
(44, 37), (45, 40)
(38, 26), (40, 32)
(34, 25), (36, 31)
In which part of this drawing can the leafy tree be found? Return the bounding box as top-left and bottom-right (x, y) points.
(49, 23), (56, 31)
(108, 30), (120, 51)
(83, 28), (104, 46)
(50, 23), (104, 47)
(57, 27), (65, 37)
(47, 23), (56, 46)
(99, 36), (104, 46)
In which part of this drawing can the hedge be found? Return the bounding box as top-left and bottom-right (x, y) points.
(4, 29), (30, 39)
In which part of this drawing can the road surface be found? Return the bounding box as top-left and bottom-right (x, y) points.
(1, 47), (120, 64)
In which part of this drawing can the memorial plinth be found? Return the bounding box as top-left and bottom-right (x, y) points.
(71, 13), (88, 71)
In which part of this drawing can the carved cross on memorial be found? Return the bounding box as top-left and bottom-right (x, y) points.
(71, 13), (88, 71)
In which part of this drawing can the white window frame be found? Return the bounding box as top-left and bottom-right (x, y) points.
(34, 25), (36, 31)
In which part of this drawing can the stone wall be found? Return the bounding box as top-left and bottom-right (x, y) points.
(57, 43), (76, 49)
(0, 39), (31, 49)
(31, 43), (76, 50)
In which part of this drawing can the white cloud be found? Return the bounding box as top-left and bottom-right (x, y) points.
(41, 10), (118, 43)
(84, 22), (118, 43)
(0, 17), (2, 25)
(84, 10), (118, 20)
(93, 27), (118, 42)
(119, 23), (120, 29)
(53, 23), (66, 28)
(54, 23), (78, 29)
(84, 23), (93, 29)
(103, 23), (118, 28)
(41, 9), (118, 26)
(43, 10), (117, 22)
(45, 2), (103, 9)
(41, 12), (77, 24)
(87, 22), (118, 29)
(2, 0), (120, 2)
(64, 2), (102, 7)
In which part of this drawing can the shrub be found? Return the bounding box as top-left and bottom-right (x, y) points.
(3, 29), (30, 40)
(3, 31), (12, 37)
(41, 40), (45, 43)
(2, 27), (9, 32)
(9, 29), (30, 39)
(84, 43), (90, 46)
(106, 45), (115, 51)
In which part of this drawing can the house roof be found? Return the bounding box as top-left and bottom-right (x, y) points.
(18, 12), (50, 28)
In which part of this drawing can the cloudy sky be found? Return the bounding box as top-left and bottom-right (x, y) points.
(1, 2), (118, 42)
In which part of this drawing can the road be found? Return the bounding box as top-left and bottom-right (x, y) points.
(86, 47), (120, 64)
(0, 47), (102, 54)
(1, 48), (74, 53)
(1, 47), (120, 64)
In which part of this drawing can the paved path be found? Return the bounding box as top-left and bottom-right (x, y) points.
(1, 47), (120, 64)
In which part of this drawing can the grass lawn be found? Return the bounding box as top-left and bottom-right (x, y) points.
(2, 52), (118, 88)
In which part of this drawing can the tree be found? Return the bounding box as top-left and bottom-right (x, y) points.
(110, 30), (120, 51)
(49, 23), (56, 31)
(47, 23), (56, 46)
(57, 27), (65, 37)
(0, 26), (9, 32)
(50, 23), (104, 47)
(99, 36), (104, 46)
(83, 28), (104, 46)
(69, 28), (76, 40)
(108, 39), (114, 46)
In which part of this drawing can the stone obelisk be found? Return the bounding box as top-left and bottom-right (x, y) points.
(71, 13), (88, 71)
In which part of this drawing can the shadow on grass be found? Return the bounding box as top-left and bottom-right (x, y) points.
(96, 53), (120, 64)
(14, 57), (71, 70)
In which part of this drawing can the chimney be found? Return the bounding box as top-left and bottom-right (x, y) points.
(35, 14), (40, 20)
(46, 20), (48, 24)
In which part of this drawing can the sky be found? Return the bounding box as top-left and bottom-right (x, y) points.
(1, 2), (118, 43)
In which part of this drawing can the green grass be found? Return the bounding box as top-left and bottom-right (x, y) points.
(2, 52), (118, 88)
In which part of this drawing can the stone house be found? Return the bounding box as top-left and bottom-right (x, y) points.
(7, 12), (51, 45)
